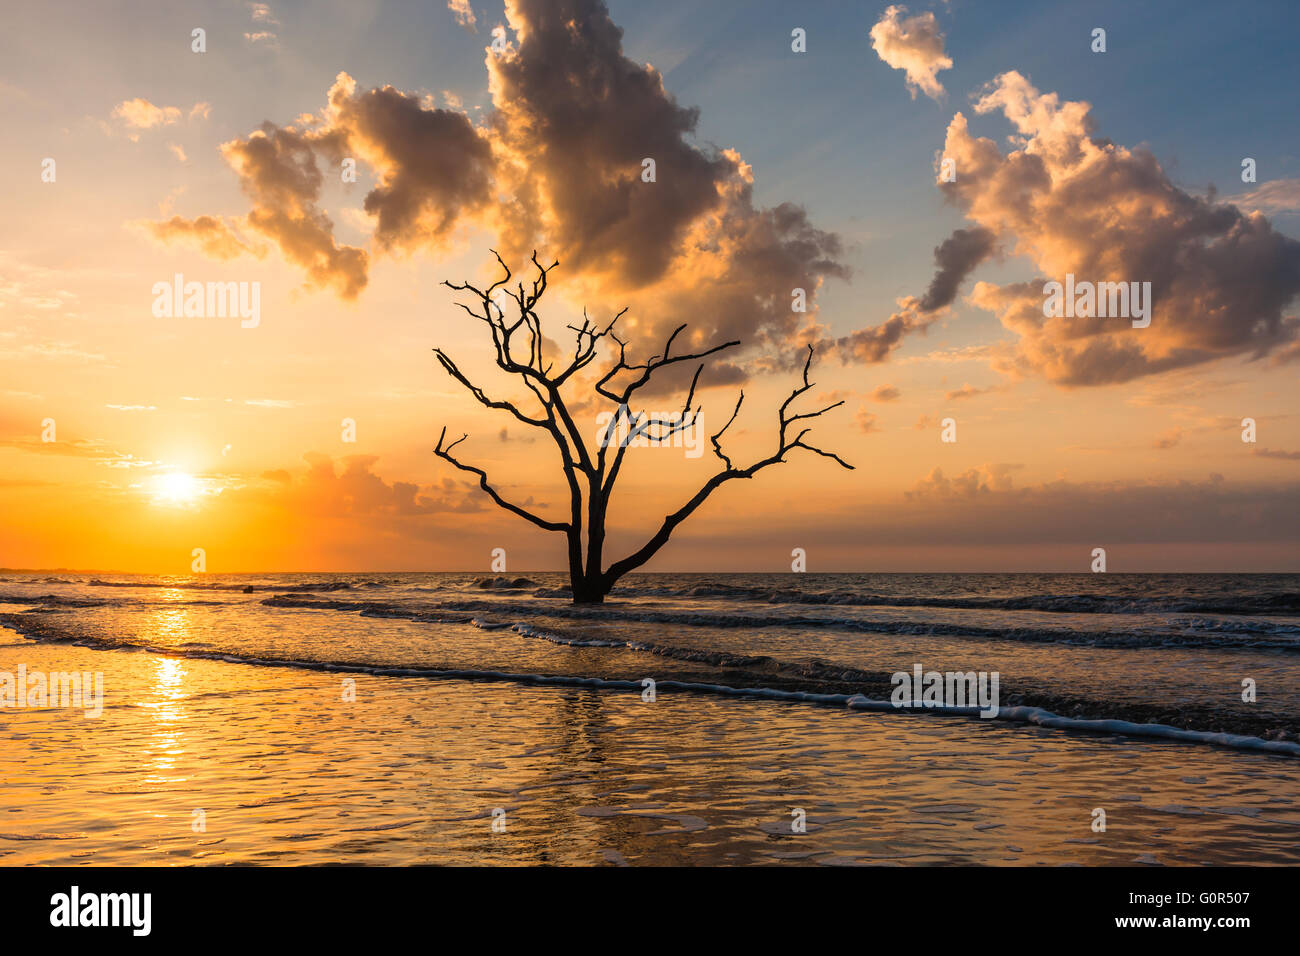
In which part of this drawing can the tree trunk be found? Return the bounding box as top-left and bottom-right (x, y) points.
(571, 579), (607, 604)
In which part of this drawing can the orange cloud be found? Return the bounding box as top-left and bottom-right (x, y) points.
(112, 98), (181, 128)
(447, 0), (477, 33)
(141, 215), (264, 261)
(939, 72), (1300, 386)
(222, 124), (369, 298)
(259, 453), (486, 518)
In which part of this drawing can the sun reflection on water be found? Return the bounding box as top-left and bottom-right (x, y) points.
(151, 601), (192, 645)
(143, 657), (189, 782)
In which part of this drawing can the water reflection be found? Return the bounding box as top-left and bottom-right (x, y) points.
(151, 597), (191, 645)
(143, 657), (189, 781)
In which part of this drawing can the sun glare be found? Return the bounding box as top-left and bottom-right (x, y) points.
(153, 471), (202, 505)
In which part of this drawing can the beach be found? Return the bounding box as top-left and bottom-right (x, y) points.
(2, 571), (1299, 865)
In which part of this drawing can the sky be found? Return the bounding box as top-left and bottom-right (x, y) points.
(2, 0), (1299, 573)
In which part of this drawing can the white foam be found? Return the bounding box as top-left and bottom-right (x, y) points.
(846, 694), (1300, 756)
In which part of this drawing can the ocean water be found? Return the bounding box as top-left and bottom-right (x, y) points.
(3, 571), (1299, 744)
(2, 571), (1299, 864)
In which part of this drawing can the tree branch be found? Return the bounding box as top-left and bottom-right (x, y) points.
(602, 344), (852, 583)
(434, 427), (571, 533)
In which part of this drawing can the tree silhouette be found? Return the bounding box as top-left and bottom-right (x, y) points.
(434, 252), (853, 604)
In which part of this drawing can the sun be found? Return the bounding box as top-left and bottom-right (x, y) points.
(152, 471), (202, 505)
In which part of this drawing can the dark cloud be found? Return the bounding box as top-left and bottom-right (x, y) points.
(827, 227), (992, 366)
(487, 0), (734, 288)
(831, 300), (933, 364)
(487, 0), (847, 362)
(918, 227), (995, 312)
(150, 0), (847, 375)
(324, 73), (495, 253)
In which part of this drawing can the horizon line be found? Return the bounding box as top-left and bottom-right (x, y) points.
(3, 567), (1297, 576)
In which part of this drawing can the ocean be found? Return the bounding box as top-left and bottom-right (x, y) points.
(2, 571), (1298, 864)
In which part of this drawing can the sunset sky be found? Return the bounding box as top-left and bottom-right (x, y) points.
(2, 0), (1299, 573)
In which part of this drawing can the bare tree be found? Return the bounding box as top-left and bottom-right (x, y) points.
(434, 252), (853, 604)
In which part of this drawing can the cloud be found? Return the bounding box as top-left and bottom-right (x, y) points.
(905, 463), (1023, 500)
(828, 227), (993, 367)
(484, 0), (847, 365)
(322, 71), (496, 253)
(869, 384), (901, 402)
(498, 426), (536, 444)
(943, 382), (1003, 401)
(150, 0), (847, 377)
(1152, 427), (1183, 449)
(112, 98), (181, 129)
(221, 123), (370, 298)
(248, 3), (279, 24)
(831, 299), (932, 363)
(1254, 447), (1300, 460)
(244, 2), (280, 47)
(1, 342), (104, 363)
(855, 408), (880, 434)
(149, 72), (494, 301)
(262, 453), (486, 517)
(0, 437), (110, 458)
(918, 226), (995, 311)
(0, 436), (152, 468)
(883, 470), (1300, 547)
(140, 215), (265, 261)
(870, 5), (953, 101)
(939, 71), (1300, 386)
(1233, 178), (1300, 216)
(447, 0), (478, 33)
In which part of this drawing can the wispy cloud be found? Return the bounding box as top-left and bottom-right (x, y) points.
(447, 0), (477, 34)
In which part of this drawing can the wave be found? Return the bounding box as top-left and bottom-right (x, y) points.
(86, 578), (366, 593)
(0, 593), (111, 608)
(3, 612), (1296, 758)
(588, 582), (1300, 616)
(259, 594), (1300, 651)
(472, 576), (538, 589)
